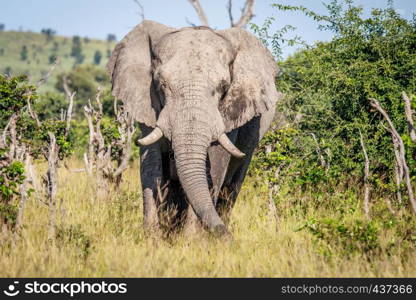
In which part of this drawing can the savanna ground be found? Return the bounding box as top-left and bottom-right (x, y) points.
(1, 159), (415, 277)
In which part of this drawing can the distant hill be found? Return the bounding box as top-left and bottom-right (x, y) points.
(0, 30), (116, 92)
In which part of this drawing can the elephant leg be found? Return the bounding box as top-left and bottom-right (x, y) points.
(207, 131), (238, 206)
(139, 124), (164, 234)
(217, 158), (253, 224)
(183, 206), (201, 236)
(217, 117), (261, 224)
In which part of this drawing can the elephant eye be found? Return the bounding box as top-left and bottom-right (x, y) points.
(218, 79), (230, 96)
(155, 78), (166, 91)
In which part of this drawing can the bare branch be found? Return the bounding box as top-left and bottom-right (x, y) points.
(26, 154), (41, 202)
(402, 91), (416, 142)
(37, 57), (59, 87)
(66, 96), (74, 136)
(82, 87), (135, 196)
(359, 129), (370, 218)
(113, 96), (118, 117)
(310, 133), (326, 168)
(63, 161), (92, 173)
(46, 132), (59, 239)
(232, 0), (255, 28)
(62, 77), (75, 137)
(94, 87), (105, 155)
(16, 154), (32, 229)
(369, 98), (416, 213)
(393, 160), (403, 204)
(26, 97), (41, 127)
(83, 153), (92, 175)
(8, 114), (18, 160)
(83, 102), (96, 171)
(133, 0), (145, 21)
(227, 0), (234, 28)
(381, 122), (403, 205)
(60, 109), (65, 122)
(1, 113), (18, 149)
(185, 17), (197, 27)
(113, 113), (136, 178)
(187, 0), (209, 27)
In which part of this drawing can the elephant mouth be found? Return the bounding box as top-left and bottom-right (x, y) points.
(138, 125), (245, 158)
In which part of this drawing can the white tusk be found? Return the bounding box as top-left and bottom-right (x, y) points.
(218, 133), (246, 158)
(138, 127), (163, 146)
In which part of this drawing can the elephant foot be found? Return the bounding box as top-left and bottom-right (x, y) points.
(143, 214), (161, 238)
(143, 188), (161, 237)
(209, 224), (233, 241)
(183, 206), (232, 240)
(143, 225), (163, 240)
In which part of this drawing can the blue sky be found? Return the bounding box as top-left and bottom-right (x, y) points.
(1, 0), (415, 57)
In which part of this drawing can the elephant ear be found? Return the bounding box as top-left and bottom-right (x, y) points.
(107, 20), (175, 127)
(217, 28), (280, 132)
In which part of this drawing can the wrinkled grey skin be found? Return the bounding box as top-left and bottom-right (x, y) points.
(108, 20), (281, 237)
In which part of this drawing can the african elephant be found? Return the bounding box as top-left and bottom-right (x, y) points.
(107, 20), (281, 237)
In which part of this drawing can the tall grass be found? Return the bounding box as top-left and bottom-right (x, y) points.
(0, 159), (415, 277)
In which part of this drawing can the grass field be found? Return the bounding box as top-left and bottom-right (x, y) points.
(0, 30), (114, 92)
(1, 159), (415, 277)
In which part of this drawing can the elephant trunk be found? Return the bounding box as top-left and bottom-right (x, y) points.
(171, 95), (227, 236)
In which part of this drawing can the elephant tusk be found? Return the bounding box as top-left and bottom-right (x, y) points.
(218, 133), (246, 158)
(138, 127), (164, 146)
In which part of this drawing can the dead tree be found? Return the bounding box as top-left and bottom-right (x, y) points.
(0, 111), (38, 231)
(227, 0), (255, 28)
(83, 88), (135, 198)
(16, 154), (33, 229)
(402, 91), (416, 142)
(187, 0), (255, 28)
(386, 123), (404, 205)
(369, 98), (416, 214)
(187, 0), (209, 26)
(133, 0), (145, 22)
(358, 129), (370, 217)
(0, 59), (63, 231)
(27, 81), (74, 238)
(62, 77), (74, 137)
(310, 132), (327, 170)
(45, 132), (58, 238)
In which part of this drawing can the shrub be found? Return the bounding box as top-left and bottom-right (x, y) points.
(253, 0), (416, 200)
(56, 224), (93, 259)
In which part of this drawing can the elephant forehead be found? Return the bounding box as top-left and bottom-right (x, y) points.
(155, 29), (232, 64)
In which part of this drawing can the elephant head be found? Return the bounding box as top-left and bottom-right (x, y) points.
(108, 21), (279, 235)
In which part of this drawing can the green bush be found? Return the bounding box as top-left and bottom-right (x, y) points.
(0, 161), (25, 202)
(0, 202), (19, 228)
(0, 74), (37, 126)
(297, 218), (380, 257)
(253, 0), (416, 200)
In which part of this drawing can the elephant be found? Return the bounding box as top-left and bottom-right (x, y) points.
(107, 20), (281, 237)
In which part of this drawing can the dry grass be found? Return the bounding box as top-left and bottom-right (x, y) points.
(1, 160), (415, 277)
